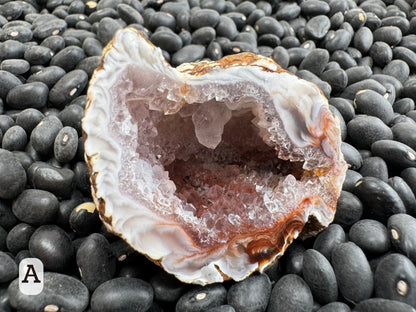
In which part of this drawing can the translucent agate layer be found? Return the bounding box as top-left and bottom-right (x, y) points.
(82, 28), (347, 285)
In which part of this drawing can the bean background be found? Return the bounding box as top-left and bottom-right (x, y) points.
(1, 0), (416, 311)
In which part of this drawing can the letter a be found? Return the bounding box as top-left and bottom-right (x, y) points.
(21, 264), (41, 283)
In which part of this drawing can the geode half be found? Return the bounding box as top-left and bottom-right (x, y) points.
(82, 28), (347, 285)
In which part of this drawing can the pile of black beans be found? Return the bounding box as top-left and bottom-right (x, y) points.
(1, 0), (416, 311)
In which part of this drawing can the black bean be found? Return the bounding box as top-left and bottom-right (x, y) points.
(234, 32), (257, 46)
(30, 115), (62, 155)
(6, 223), (35, 255)
(349, 219), (391, 255)
(388, 214), (416, 263)
(370, 41), (393, 66)
(206, 41), (223, 61)
(0, 70), (21, 100)
(189, 9), (219, 30)
(342, 169), (363, 193)
(0, 225), (6, 251)
(224, 12), (247, 31)
(0, 148), (26, 199)
(305, 15), (330, 40)
(393, 46), (416, 70)
(6, 81), (49, 111)
(235, 1), (256, 16)
(321, 68), (348, 94)
(82, 37), (103, 57)
(353, 89), (394, 124)
(388, 176), (416, 217)
(268, 274), (313, 312)
(27, 66), (65, 89)
(33, 18), (67, 40)
(275, 2), (301, 20)
(215, 16), (237, 40)
(66, 14), (89, 28)
(381, 16), (409, 34)
(12, 189), (59, 225)
(300, 0), (330, 16)
(254, 16), (284, 37)
(176, 283), (227, 312)
(246, 9), (265, 26)
(353, 26), (373, 54)
(281, 241), (305, 275)
(24, 46), (53, 66)
(353, 176), (406, 223)
(96, 17), (123, 46)
(328, 97), (355, 122)
(400, 34), (416, 53)
(27, 161), (74, 198)
(280, 36), (300, 49)
(317, 302), (351, 312)
(76, 233), (116, 291)
(366, 11), (383, 30)
(152, 30), (183, 54)
(53, 126), (78, 163)
(359, 156), (389, 181)
(374, 253), (416, 307)
(0, 251), (17, 283)
(0, 25), (32, 42)
(15, 108), (44, 136)
(0, 115), (14, 135)
(90, 277), (153, 312)
(48, 69), (88, 109)
(149, 271), (186, 303)
(346, 66), (372, 86)
(268, 47), (288, 69)
(344, 9), (366, 30)
(172, 45), (205, 67)
(392, 122), (416, 152)
(330, 50), (357, 69)
(68, 0), (86, 14)
(29, 224), (74, 272)
(227, 274), (271, 312)
(334, 190), (363, 229)
(298, 48), (329, 75)
(341, 142), (363, 170)
(2, 125), (27, 151)
(191, 26), (216, 45)
(69, 202), (100, 236)
(8, 272), (89, 312)
(74, 53), (98, 75)
(50, 45), (86, 72)
(257, 34), (280, 48)
(331, 242), (373, 304)
(372, 140), (416, 169)
(0, 59), (29, 75)
(0, 40), (25, 61)
(347, 115), (393, 149)
(117, 3), (143, 25)
(313, 224), (346, 261)
(393, 98), (415, 115)
(302, 249), (337, 305)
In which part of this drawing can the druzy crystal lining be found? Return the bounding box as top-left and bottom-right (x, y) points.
(83, 28), (347, 285)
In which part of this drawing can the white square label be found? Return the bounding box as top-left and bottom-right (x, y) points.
(19, 258), (44, 295)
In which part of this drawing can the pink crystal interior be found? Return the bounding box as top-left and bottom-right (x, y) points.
(106, 65), (334, 253)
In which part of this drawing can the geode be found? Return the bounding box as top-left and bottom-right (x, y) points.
(82, 27), (347, 285)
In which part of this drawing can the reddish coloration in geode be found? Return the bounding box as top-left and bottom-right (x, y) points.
(82, 28), (347, 285)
